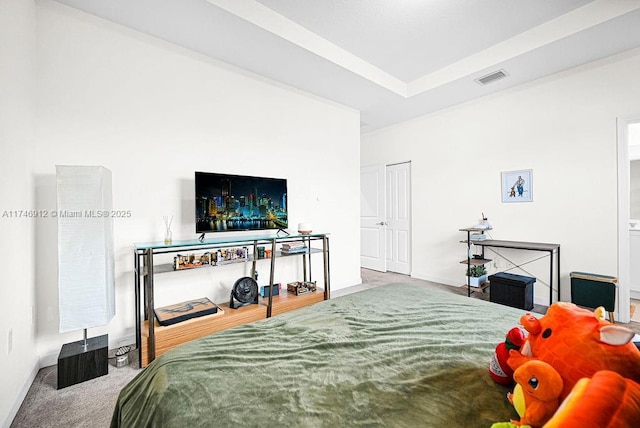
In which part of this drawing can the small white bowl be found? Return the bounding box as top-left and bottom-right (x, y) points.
(298, 222), (312, 234)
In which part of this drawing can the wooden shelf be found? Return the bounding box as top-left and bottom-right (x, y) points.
(140, 290), (326, 367)
(141, 303), (267, 367)
(460, 281), (490, 292)
(267, 289), (325, 317)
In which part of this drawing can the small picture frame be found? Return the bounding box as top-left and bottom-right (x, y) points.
(501, 169), (533, 203)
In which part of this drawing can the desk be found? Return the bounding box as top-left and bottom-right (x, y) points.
(471, 239), (560, 306)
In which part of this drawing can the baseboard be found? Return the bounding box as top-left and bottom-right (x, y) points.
(331, 276), (362, 291)
(411, 272), (459, 287)
(2, 361), (39, 428)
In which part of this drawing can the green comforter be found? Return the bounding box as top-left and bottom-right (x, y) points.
(112, 283), (530, 427)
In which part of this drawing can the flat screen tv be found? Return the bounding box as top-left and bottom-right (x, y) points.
(195, 171), (288, 234)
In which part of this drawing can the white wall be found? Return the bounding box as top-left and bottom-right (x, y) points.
(362, 47), (640, 308)
(631, 160), (640, 219)
(29, 0), (361, 367)
(0, 1), (38, 426)
(630, 123), (640, 220)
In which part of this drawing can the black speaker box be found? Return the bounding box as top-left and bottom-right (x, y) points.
(489, 272), (535, 311)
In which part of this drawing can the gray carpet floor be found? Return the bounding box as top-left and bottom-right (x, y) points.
(10, 269), (640, 427)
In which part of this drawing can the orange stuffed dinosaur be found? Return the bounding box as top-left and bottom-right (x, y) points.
(544, 370), (640, 428)
(495, 369), (640, 428)
(507, 360), (563, 427)
(508, 302), (640, 400)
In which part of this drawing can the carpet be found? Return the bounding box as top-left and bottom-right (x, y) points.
(10, 347), (140, 428)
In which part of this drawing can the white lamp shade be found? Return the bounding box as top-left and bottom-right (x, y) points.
(56, 165), (115, 333)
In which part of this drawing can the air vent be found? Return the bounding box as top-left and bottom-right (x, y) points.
(475, 69), (509, 86)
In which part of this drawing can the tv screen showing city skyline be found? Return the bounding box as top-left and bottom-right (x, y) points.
(195, 171), (288, 233)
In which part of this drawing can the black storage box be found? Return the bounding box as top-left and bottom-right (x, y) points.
(489, 272), (535, 310)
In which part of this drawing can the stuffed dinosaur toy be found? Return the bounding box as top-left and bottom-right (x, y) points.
(507, 302), (640, 400)
(495, 368), (640, 428)
(491, 302), (640, 427)
(507, 360), (563, 427)
(489, 327), (526, 385)
(544, 370), (640, 427)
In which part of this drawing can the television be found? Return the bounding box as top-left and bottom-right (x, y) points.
(195, 171), (288, 234)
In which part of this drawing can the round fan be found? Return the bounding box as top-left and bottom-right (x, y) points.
(230, 276), (259, 309)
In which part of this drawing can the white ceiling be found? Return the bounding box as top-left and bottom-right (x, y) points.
(53, 0), (640, 133)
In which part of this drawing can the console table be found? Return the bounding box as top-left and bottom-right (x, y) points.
(134, 233), (330, 367)
(470, 239), (560, 306)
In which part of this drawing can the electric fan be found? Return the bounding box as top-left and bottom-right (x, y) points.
(230, 276), (259, 309)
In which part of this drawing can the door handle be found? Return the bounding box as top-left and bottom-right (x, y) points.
(376, 221), (387, 226)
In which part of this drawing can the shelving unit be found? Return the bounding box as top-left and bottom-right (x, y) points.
(459, 227), (492, 296)
(134, 233), (330, 367)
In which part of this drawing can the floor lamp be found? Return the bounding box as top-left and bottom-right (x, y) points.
(56, 165), (115, 389)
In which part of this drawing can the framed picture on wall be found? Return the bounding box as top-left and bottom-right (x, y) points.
(501, 169), (533, 203)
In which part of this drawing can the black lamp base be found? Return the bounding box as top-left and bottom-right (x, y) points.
(57, 334), (108, 389)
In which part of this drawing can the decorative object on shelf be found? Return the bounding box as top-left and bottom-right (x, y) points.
(298, 222), (312, 234)
(281, 241), (308, 254)
(470, 232), (487, 241)
(56, 165), (115, 389)
(257, 246), (265, 259)
(163, 215), (173, 244)
(287, 281), (317, 296)
(501, 169), (533, 203)
(467, 265), (488, 287)
(260, 283), (281, 297)
(155, 297), (219, 326)
(213, 246), (249, 265)
(475, 213), (491, 229)
(230, 276), (259, 309)
(174, 252), (211, 270)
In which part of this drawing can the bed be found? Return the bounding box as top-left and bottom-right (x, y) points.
(111, 283), (531, 427)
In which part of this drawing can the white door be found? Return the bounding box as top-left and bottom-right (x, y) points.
(360, 165), (386, 271)
(386, 163), (411, 274)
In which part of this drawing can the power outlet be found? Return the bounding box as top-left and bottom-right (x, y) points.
(8, 329), (13, 354)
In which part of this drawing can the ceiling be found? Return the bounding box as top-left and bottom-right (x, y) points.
(53, 0), (640, 133)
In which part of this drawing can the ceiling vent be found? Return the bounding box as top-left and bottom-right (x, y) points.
(475, 69), (509, 86)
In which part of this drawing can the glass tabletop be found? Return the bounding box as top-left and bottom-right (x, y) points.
(135, 232), (328, 250)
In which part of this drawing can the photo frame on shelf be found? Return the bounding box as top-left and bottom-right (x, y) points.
(501, 169), (533, 203)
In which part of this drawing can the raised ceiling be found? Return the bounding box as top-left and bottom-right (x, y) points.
(53, 0), (640, 132)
